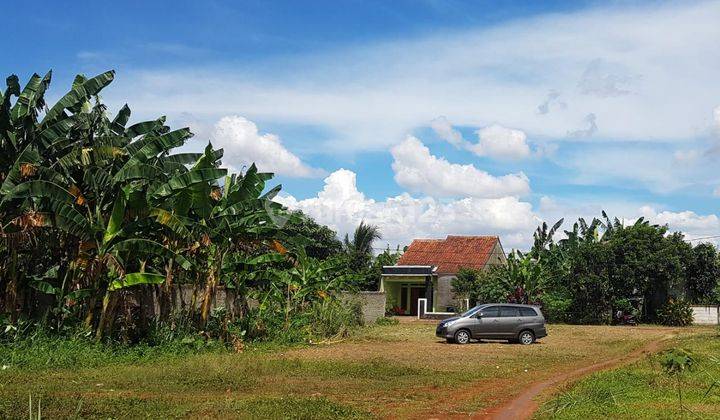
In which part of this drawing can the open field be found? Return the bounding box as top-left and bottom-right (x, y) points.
(537, 329), (720, 419)
(0, 321), (712, 419)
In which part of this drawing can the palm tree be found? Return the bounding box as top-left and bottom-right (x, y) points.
(344, 221), (381, 256)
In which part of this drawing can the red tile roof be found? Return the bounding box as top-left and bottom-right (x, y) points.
(397, 235), (501, 274)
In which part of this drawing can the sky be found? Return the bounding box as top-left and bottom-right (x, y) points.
(8, 0), (720, 250)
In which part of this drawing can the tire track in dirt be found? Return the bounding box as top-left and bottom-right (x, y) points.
(480, 334), (676, 420)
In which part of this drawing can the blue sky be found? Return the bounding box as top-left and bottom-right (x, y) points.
(8, 0), (720, 249)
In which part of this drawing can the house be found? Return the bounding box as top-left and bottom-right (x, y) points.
(380, 235), (506, 315)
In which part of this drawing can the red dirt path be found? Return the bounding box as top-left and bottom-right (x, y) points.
(480, 336), (671, 419)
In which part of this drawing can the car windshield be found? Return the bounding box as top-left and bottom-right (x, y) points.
(460, 306), (484, 318)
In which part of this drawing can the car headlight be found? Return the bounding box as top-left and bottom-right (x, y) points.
(444, 319), (459, 327)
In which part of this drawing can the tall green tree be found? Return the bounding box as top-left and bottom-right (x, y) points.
(685, 243), (720, 304)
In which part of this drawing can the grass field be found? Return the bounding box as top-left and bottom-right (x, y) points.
(537, 328), (720, 419)
(0, 321), (709, 419)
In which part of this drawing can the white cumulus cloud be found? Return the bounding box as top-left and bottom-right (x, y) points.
(470, 124), (532, 160)
(276, 169), (539, 249)
(390, 136), (530, 198)
(211, 115), (324, 177)
(638, 206), (720, 244)
(430, 116), (464, 146)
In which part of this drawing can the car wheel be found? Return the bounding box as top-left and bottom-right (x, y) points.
(518, 330), (535, 345)
(454, 329), (471, 345)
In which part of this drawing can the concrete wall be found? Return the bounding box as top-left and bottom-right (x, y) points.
(436, 276), (457, 311)
(347, 291), (386, 325)
(691, 305), (720, 325)
(123, 285), (383, 325)
(485, 241), (507, 266)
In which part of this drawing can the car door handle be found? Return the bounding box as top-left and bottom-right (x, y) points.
(492, 319), (499, 323)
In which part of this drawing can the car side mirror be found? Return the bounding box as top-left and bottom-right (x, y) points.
(475, 313), (483, 318)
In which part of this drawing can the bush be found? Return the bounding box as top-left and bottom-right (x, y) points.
(241, 297), (362, 343)
(452, 266), (514, 305)
(657, 299), (694, 326)
(540, 292), (572, 323)
(304, 299), (362, 339)
(384, 294), (399, 316)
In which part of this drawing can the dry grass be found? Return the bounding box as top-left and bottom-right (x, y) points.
(0, 321), (705, 419)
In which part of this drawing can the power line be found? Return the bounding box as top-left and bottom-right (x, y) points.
(686, 234), (720, 242)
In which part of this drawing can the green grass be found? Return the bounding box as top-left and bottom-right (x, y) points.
(0, 334), (226, 372)
(0, 323), (706, 418)
(229, 397), (369, 419)
(537, 332), (720, 419)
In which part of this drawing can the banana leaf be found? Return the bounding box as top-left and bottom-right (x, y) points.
(10, 71), (51, 122)
(50, 202), (92, 240)
(126, 116), (166, 139)
(103, 188), (128, 245)
(2, 180), (74, 205)
(41, 70), (115, 126)
(113, 162), (164, 184)
(108, 272), (165, 291)
(0, 145), (41, 195)
(109, 238), (192, 270)
(149, 207), (191, 237)
(152, 168), (227, 199)
(39, 117), (75, 148)
(111, 104), (131, 134)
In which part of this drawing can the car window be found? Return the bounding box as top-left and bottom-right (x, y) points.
(480, 306), (500, 317)
(461, 306), (482, 317)
(500, 306), (520, 317)
(519, 307), (537, 317)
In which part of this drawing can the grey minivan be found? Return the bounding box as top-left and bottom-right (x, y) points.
(436, 304), (547, 345)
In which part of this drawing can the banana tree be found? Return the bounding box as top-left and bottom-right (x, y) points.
(505, 251), (545, 304)
(260, 246), (357, 329)
(0, 70), (198, 334)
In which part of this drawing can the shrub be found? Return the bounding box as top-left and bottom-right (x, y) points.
(540, 292), (572, 323)
(453, 266), (514, 305)
(657, 299), (694, 326)
(384, 294), (399, 316)
(303, 299), (362, 339)
(241, 297), (362, 343)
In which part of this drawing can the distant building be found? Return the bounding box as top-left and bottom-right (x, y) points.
(380, 235), (506, 315)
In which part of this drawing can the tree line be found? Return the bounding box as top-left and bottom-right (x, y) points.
(453, 213), (719, 325)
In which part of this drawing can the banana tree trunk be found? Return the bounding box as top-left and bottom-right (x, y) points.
(96, 289), (120, 340)
(84, 294), (97, 329)
(200, 248), (224, 325)
(200, 272), (216, 325)
(5, 248), (18, 322)
(159, 259), (174, 322)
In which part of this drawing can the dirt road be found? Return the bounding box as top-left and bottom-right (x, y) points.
(482, 334), (674, 419)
